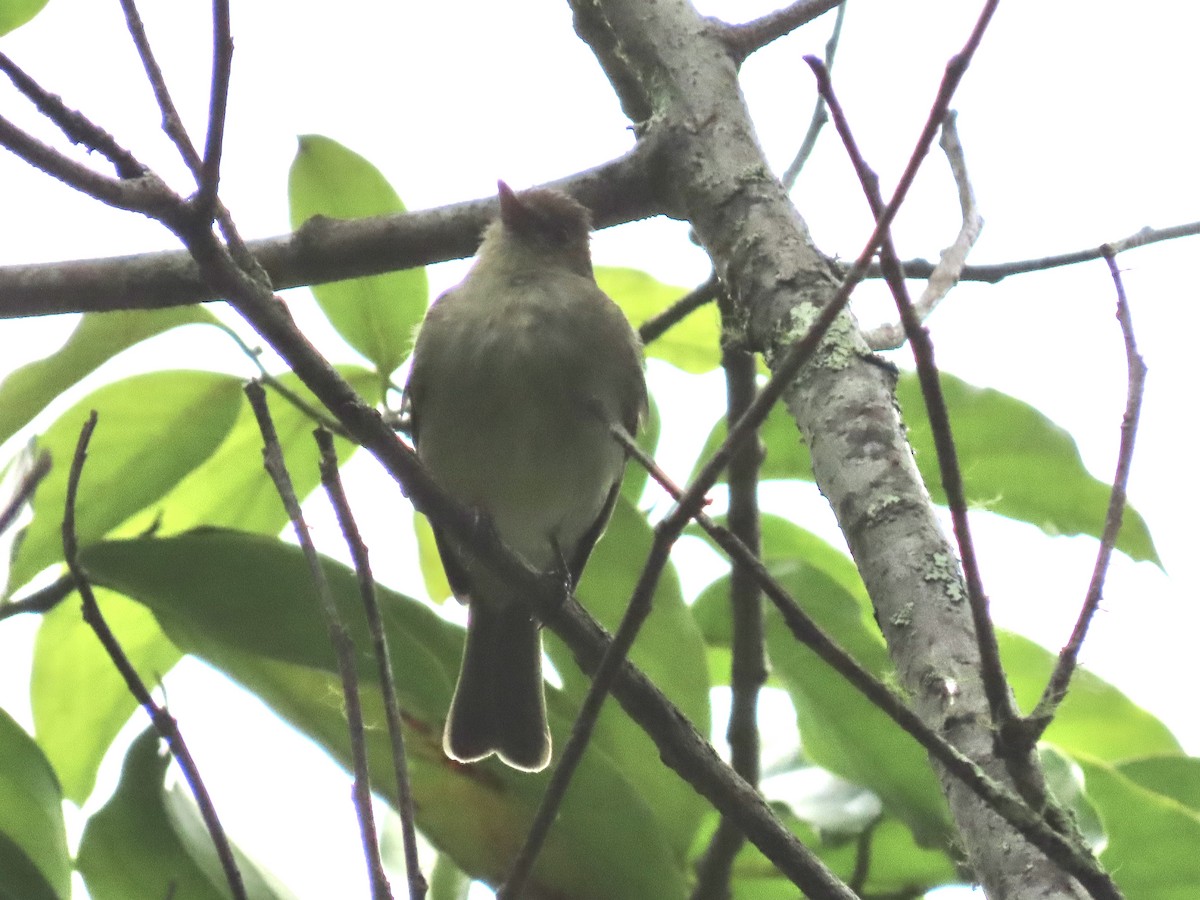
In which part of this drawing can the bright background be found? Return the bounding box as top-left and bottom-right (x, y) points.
(1, 1), (1197, 897)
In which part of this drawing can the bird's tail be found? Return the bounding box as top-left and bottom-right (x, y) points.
(443, 601), (551, 772)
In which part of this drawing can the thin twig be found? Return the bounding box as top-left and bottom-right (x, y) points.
(1023, 248), (1147, 742)
(244, 383), (392, 900)
(637, 274), (719, 345)
(866, 111), (983, 350)
(804, 53), (1018, 737)
(315, 429), (426, 900)
(691, 301), (766, 900)
(780, 1), (847, 191)
(197, 0), (234, 217)
(0, 52), (144, 178)
(117, 0), (203, 173)
(0, 448), (51, 537)
(0, 573), (76, 621)
(62, 412), (247, 900)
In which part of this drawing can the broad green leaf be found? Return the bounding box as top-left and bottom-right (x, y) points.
(7, 370), (242, 596)
(546, 496), (712, 858)
(117, 367), (381, 538)
(1002, 632), (1182, 761)
(0, 308), (220, 448)
(596, 267), (721, 374)
(1076, 754), (1200, 900)
(81, 530), (691, 898)
(0, 0), (50, 35)
(77, 726), (291, 900)
(690, 371), (1158, 563)
(32, 588), (181, 805)
(1117, 756), (1200, 814)
(0, 709), (70, 900)
(691, 810), (955, 897)
(288, 135), (427, 379)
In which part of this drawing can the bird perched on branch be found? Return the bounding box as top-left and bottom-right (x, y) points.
(405, 181), (646, 771)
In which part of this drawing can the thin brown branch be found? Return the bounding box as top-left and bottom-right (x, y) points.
(197, 0), (234, 217)
(1023, 248), (1147, 741)
(804, 52), (1018, 737)
(62, 412), (247, 900)
(0, 52), (144, 177)
(691, 302), (766, 900)
(0, 144), (661, 320)
(781, 1), (847, 191)
(866, 111), (983, 350)
(244, 383), (392, 900)
(315, 429), (426, 900)
(116, 0), (202, 173)
(638, 273), (719, 345)
(721, 0), (843, 65)
(890, 220), (1200, 283)
(0, 572), (76, 621)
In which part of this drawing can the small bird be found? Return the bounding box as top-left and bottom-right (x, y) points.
(404, 181), (646, 771)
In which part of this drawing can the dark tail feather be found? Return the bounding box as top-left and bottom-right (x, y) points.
(443, 602), (551, 772)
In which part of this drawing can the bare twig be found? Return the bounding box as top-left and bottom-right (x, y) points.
(62, 412), (246, 900)
(691, 301), (766, 900)
(781, 1), (847, 191)
(0, 572), (75, 621)
(244, 383), (392, 900)
(0, 448), (51, 537)
(804, 53), (1018, 737)
(866, 111), (983, 350)
(198, 0), (234, 217)
(0, 52), (144, 178)
(116, 0), (203, 173)
(315, 429), (425, 900)
(1023, 248), (1147, 742)
(721, 0), (843, 64)
(638, 274), (719, 345)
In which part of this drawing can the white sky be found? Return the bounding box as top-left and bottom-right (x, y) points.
(1, 1), (1197, 897)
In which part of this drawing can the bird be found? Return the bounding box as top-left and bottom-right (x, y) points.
(404, 181), (647, 771)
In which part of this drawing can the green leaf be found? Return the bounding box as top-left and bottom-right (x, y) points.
(77, 726), (291, 900)
(693, 810), (955, 897)
(897, 374), (1159, 564)
(1117, 756), (1200, 814)
(288, 135), (427, 378)
(1002, 632), (1182, 761)
(596, 267), (721, 374)
(547, 496), (712, 859)
(7, 370), (242, 595)
(0, 709), (70, 900)
(413, 511), (452, 605)
(80, 530), (691, 898)
(1076, 754), (1200, 900)
(690, 371), (1158, 563)
(428, 854), (472, 900)
(116, 367), (381, 538)
(32, 588), (181, 805)
(0, 308), (220, 448)
(0, 0), (50, 35)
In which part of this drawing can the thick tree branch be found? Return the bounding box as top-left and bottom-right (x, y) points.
(572, 0), (1107, 897)
(0, 145), (661, 319)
